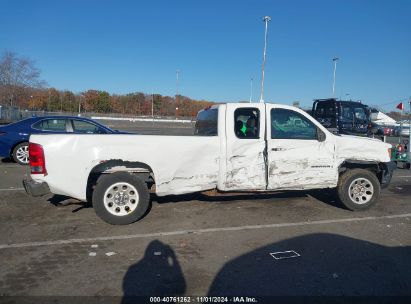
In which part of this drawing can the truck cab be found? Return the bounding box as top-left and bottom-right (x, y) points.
(312, 98), (371, 136)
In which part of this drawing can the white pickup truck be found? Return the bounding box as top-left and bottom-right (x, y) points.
(24, 103), (396, 225)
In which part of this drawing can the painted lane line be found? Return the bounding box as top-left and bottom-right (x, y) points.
(0, 188), (25, 191)
(0, 213), (410, 250)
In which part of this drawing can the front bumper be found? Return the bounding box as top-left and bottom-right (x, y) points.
(379, 161), (397, 188)
(23, 179), (50, 197)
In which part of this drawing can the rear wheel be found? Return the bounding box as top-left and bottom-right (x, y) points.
(92, 172), (150, 225)
(12, 142), (29, 165)
(337, 169), (380, 211)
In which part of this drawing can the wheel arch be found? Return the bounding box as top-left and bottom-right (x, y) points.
(338, 159), (385, 185)
(338, 159), (380, 173)
(86, 159), (155, 202)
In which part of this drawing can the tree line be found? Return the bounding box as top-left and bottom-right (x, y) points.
(15, 88), (214, 118)
(0, 51), (214, 118)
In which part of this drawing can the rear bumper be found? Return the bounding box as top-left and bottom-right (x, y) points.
(380, 161), (396, 188)
(23, 179), (50, 197)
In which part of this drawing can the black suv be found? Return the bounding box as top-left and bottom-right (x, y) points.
(311, 98), (371, 136)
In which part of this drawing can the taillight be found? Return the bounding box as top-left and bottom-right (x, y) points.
(383, 128), (391, 135)
(29, 143), (47, 175)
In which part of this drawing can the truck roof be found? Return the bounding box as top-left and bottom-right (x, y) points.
(313, 98), (367, 106)
(198, 103), (309, 117)
(204, 102), (301, 109)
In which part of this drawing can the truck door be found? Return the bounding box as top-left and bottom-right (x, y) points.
(266, 105), (337, 190)
(224, 104), (267, 191)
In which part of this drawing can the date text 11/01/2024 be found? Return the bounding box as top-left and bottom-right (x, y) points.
(149, 296), (258, 303)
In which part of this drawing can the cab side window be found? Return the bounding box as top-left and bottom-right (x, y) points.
(234, 108), (260, 139)
(271, 108), (317, 140)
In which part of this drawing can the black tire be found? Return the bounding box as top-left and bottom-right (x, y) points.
(12, 142), (29, 165)
(92, 172), (150, 225)
(337, 169), (381, 211)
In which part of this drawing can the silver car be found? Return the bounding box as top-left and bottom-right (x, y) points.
(394, 123), (411, 137)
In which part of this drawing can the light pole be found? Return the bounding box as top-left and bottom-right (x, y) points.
(151, 93), (154, 124)
(332, 57), (339, 98)
(176, 69), (180, 107)
(78, 96), (81, 116)
(259, 16), (271, 103)
(48, 90), (51, 112)
(249, 78), (253, 103)
(176, 70), (180, 96)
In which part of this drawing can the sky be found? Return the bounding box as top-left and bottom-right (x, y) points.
(0, 0), (410, 110)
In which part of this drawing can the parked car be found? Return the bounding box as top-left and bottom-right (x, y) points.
(369, 122), (395, 137)
(0, 116), (125, 165)
(23, 103), (395, 225)
(393, 123), (411, 137)
(311, 98), (372, 136)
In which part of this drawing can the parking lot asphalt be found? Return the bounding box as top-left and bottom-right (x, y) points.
(100, 119), (196, 136)
(0, 122), (410, 299)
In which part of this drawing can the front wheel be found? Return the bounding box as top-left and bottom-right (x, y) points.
(92, 172), (150, 225)
(337, 169), (381, 211)
(12, 142), (29, 165)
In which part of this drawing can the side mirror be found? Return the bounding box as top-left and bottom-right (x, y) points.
(317, 128), (326, 142)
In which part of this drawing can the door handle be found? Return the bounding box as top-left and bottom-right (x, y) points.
(271, 147), (285, 151)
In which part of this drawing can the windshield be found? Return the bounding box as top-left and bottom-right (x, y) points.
(340, 104), (369, 122)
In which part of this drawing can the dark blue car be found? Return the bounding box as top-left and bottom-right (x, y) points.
(0, 116), (122, 165)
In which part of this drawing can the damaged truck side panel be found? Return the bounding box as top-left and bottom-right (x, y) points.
(31, 135), (221, 200)
(25, 102), (395, 225)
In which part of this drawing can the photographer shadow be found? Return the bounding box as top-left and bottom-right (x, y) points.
(122, 240), (186, 303)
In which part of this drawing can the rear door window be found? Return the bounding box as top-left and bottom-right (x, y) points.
(314, 102), (336, 127)
(72, 120), (105, 134)
(194, 108), (218, 136)
(33, 119), (67, 132)
(234, 108), (260, 139)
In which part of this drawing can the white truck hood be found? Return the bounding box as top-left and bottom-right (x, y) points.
(335, 134), (392, 163)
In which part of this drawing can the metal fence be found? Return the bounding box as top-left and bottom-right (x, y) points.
(0, 106), (23, 122)
(0, 106), (196, 124)
(0, 107), (75, 123)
